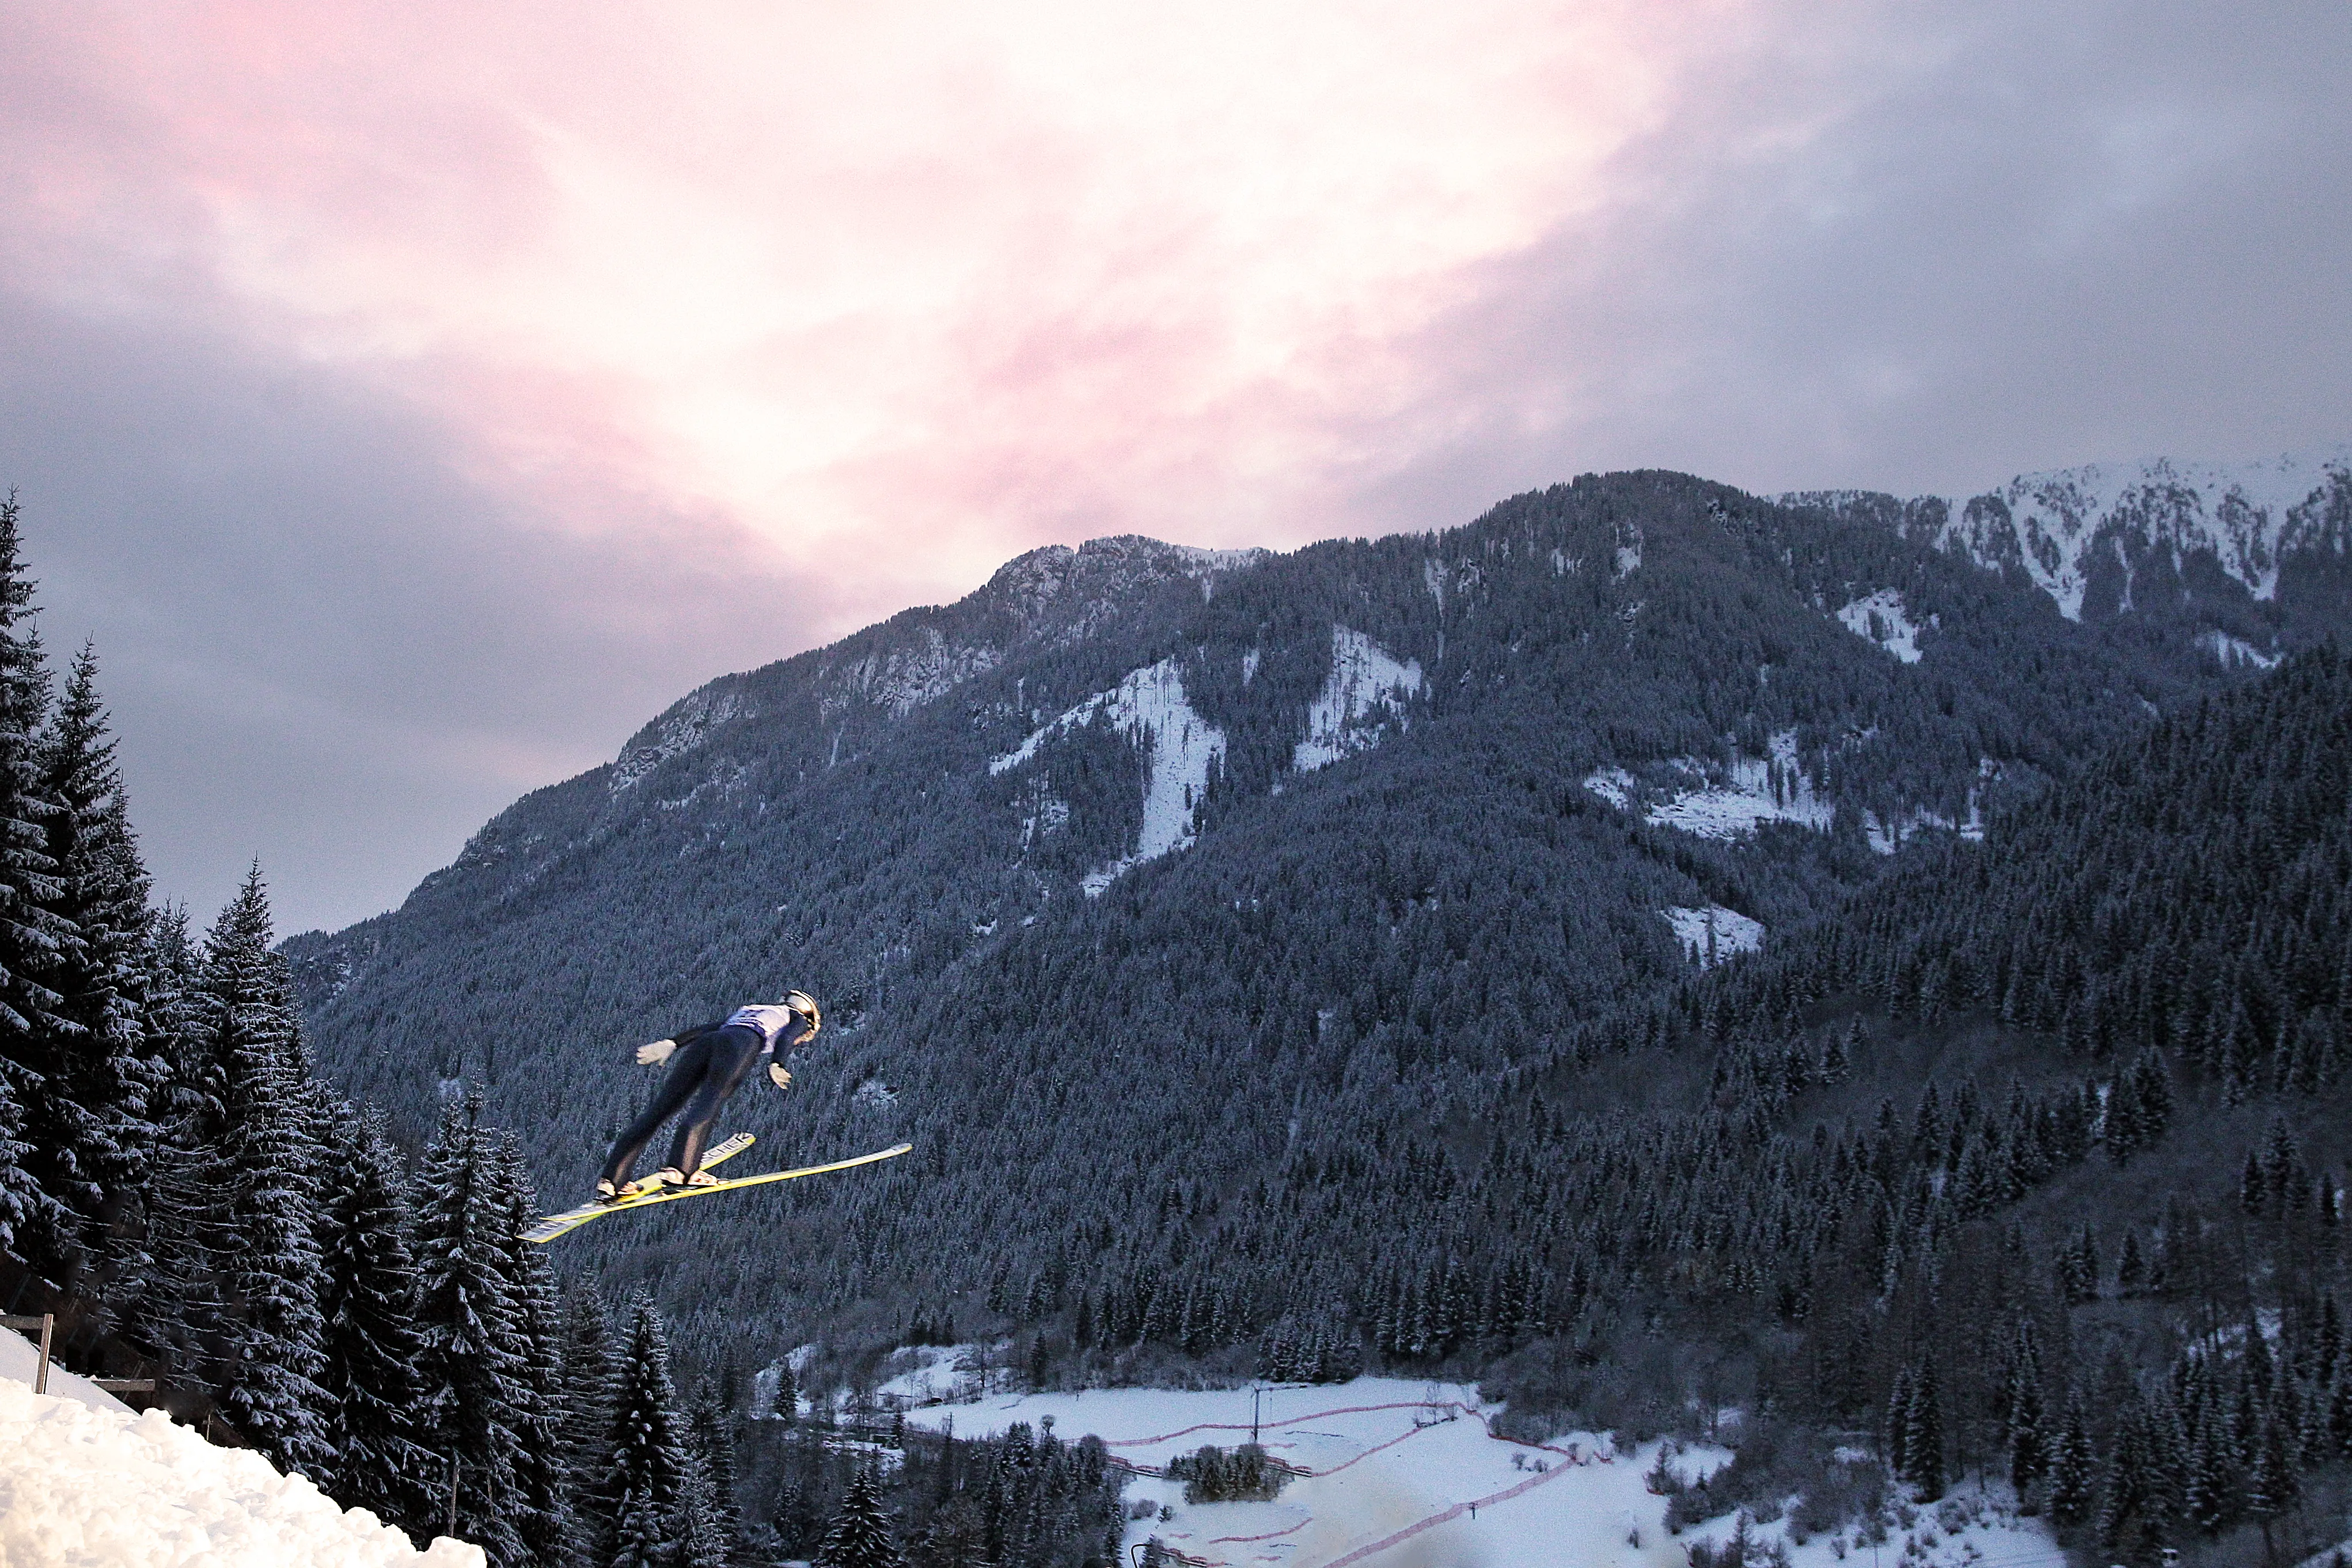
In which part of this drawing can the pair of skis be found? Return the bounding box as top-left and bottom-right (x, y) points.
(522, 1135), (913, 1244)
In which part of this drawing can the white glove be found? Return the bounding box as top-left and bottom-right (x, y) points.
(768, 1062), (792, 1090)
(635, 1039), (677, 1066)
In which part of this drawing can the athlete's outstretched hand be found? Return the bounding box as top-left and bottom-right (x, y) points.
(636, 1039), (677, 1066)
(768, 1062), (792, 1090)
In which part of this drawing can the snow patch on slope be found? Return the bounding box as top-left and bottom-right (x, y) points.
(0, 1377), (482, 1567)
(1834, 589), (1925, 663)
(992, 660), (1226, 895)
(2200, 629), (2281, 670)
(1663, 906), (1766, 967)
(1591, 731), (1836, 840)
(1294, 626), (1424, 772)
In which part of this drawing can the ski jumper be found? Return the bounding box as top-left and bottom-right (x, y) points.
(600, 1005), (807, 1187)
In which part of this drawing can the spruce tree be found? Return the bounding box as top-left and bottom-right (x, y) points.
(559, 1285), (619, 1568)
(2048, 1391), (2096, 1526)
(32, 643), (159, 1290)
(1905, 1358), (1947, 1501)
(120, 905), (226, 1378)
(490, 1131), (575, 1566)
(206, 870), (334, 1479)
(0, 495), (73, 1278)
(412, 1095), (525, 1566)
(2008, 1323), (2047, 1500)
(604, 1290), (695, 1568)
(816, 1468), (904, 1568)
(317, 1104), (433, 1539)
(687, 1384), (745, 1567)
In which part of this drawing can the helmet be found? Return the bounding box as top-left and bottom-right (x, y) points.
(782, 989), (821, 1038)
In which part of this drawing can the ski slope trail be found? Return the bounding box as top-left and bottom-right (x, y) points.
(0, 1375), (481, 1568)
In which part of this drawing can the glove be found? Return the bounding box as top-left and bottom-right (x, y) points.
(768, 1062), (792, 1090)
(635, 1039), (677, 1066)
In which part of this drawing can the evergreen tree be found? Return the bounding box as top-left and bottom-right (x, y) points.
(2008, 1322), (2047, 1499)
(0, 495), (73, 1278)
(687, 1384), (745, 1567)
(206, 870), (334, 1479)
(490, 1132), (575, 1566)
(816, 1468), (904, 1568)
(560, 1285), (620, 1568)
(32, 643), (159, 1291)
(1904, 1357), (1947, 1500)
(317, 1103), (433, 1540)
(120, 905), (226, 1377)
(413, 1095), (525, 1566)
(604, 1291), (696, 1568)
(2048, 1391), (2096, 1526)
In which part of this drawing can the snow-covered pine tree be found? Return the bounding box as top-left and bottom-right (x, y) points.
(1903, 1358), (1946, 1500)
(35, 645), (162, 1313)
(0, 496), (72, 1280)
(412, 1094), (525, 1567)
(603, 1290), (695, 1568)
(205, 868), (335, 1479)
(686, 1383), (745, 1566)
(2007, 1319), (2046, 1499)
(489, 1130), (575, 1567)
(119, 904), (229, 1378)
(816, 1467), (904, 1568)
(316, 1103), (433, 1539)
(558, 1285), (619, 1567)
(2047, 1390), (2096, 1525)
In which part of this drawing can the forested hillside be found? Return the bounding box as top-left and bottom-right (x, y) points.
(286, 465), (2349, 1394)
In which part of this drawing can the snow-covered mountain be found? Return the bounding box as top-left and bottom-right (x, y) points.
(1790, 446), (2352, 627)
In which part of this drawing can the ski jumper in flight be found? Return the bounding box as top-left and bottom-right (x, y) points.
(597, 990), (822, 1201)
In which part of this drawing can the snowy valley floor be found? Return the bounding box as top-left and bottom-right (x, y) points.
(0, 1366), (480, 1568)
(888, 1362), (2070, 1568)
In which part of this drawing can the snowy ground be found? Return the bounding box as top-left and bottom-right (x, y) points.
(1585, 731), (1837, 844)
(1834, 591), (1925, 664)
(0, 1374), (481, 1568)
(1293, 627), (1422, 773)
(894, 1373), (2062, 1568)
(992, 657), (1226, 897)
(1662, 906), (1766, 968)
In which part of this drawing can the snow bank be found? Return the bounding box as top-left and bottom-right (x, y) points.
(0, 1376), (482, 1568)
(1293, 627), (1422, 773)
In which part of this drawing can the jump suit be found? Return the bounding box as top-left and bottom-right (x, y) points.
(600, 1005), (806, 1187)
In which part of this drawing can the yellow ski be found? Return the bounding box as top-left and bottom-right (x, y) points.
(522, 1141), (913, 1244)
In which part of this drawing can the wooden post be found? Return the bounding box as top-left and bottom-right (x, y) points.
(1, 1313), (55, 1395)
(447, 1453), (459, 1539)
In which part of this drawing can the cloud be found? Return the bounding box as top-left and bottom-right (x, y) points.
(1, 0), (2345, 928)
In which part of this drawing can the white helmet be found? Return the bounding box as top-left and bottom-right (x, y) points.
(782, 989), (821, 1039)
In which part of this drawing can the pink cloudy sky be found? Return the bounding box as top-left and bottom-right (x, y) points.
(4, 1), (2348, 931)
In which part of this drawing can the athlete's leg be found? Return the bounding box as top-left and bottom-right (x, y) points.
(664, 1030), (764, 1175)
(601, 1037), (716, 1187)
